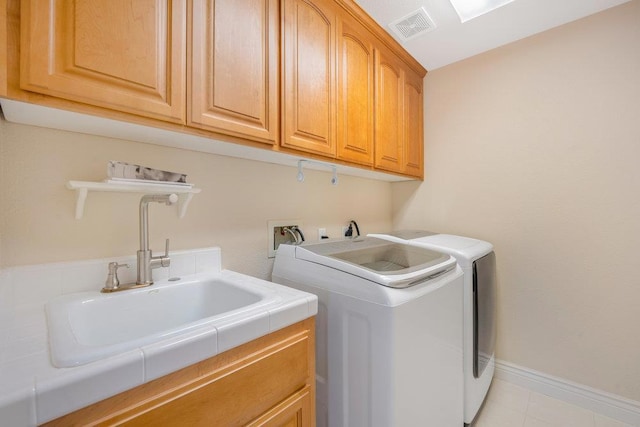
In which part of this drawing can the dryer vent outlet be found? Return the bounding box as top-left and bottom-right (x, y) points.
(389, 7), (437, 42)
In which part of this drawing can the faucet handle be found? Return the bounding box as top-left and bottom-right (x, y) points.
(160, 238), (171, 268)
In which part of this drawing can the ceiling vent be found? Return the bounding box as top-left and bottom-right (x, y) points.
(389, 7), (437, 42)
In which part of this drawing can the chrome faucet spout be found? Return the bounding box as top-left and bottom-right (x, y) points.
(136, 193), (177, 286)
(139, 194), (178, 251)
(101, 193), (177, 292)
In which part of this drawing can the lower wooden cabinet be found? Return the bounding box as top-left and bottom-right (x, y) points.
(43, 318), (315, 427)
(247, 386), (312, 427)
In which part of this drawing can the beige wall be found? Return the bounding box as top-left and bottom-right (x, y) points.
(393, 1), (640, 401)
(0, 118), (392, 279)
(1, 0), (639, 405)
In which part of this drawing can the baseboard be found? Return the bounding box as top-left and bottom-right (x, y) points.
(494, 359), (640, 426)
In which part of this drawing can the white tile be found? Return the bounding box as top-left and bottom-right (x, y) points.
(153, 265), (170, 282)
(35, 350), (144, 424)
(305, 294), (318, 317)
(168, 253), (196, 278)
(61, 261), (110, 294)
(215, 310), (270, 354)
(1, 306), (47, 350)
(0, 353), (45, 395)
(195, 248), (222, 274)
(268, 297), (311, 332)
(12, 267), (63, 306)
(487, 378), (531, 413)
(0, 385), (36, 427)
(1, 334), (47, 363)
(474, 399), (526, 427)
(142, 327), (218, 382)
(1, 306), (47, 364)
(527, 392), (595, 427)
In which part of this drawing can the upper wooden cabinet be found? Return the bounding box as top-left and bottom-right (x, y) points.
(20, 0), (186, 123)
(10, 0), (426, 178)
(281, 0), (337, 156)
(403, 70), (424, 178)
(374, 46), (424, 178)
(374, 47), (404, 173)
(189, 0), (279, 144)
(336, 12), (375, 166)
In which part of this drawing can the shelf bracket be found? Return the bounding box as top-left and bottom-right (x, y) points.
(74, 187), (89, 220)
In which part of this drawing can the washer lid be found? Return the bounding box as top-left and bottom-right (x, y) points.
(369, 232), (494, 265)
(376, 230), (438, 240)
(294, 237), (456, 288)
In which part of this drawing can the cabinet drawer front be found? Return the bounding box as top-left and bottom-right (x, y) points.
(20, 0), (186, 123)
(247, 386), (313, 427)
(107, 334), (310, 426)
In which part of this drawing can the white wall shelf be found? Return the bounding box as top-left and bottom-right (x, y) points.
(66, 180), (202, 219)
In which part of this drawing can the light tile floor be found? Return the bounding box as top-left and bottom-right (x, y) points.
(471, 379), (637, 427)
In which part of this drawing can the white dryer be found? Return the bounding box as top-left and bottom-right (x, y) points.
(272, 237), (464, 427)
(370, 231), (496, 425)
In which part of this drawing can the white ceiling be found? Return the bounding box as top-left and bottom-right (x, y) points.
(355, 0), (631, 70)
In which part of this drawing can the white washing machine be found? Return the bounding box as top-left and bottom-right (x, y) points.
(370, 231), (496, 425)
(272, 237), (464, 427)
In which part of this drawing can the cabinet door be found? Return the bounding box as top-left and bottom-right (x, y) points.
(282, 0), (337, 156)
(374, 47), (424, 177)
(247, 386), (313, 427)
(374, 47), (404, 173)
(403, 71), (424, 178)
(189, 0), (278, 144)
(20, 0), (186, 123)
(336, 14), (374, 166)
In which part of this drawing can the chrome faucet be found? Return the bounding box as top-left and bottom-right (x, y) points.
(137, 193), (177, 286)
(102, 193), (177, 292)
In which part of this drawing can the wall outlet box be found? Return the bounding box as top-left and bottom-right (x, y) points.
(267, 219), (303, 258)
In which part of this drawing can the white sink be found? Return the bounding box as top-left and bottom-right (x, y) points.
(46, 272), (283, 368)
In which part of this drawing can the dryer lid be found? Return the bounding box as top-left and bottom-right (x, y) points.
(294, 237), (456, 288)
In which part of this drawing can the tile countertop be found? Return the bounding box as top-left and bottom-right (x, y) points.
(0, 247), (318, 426)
